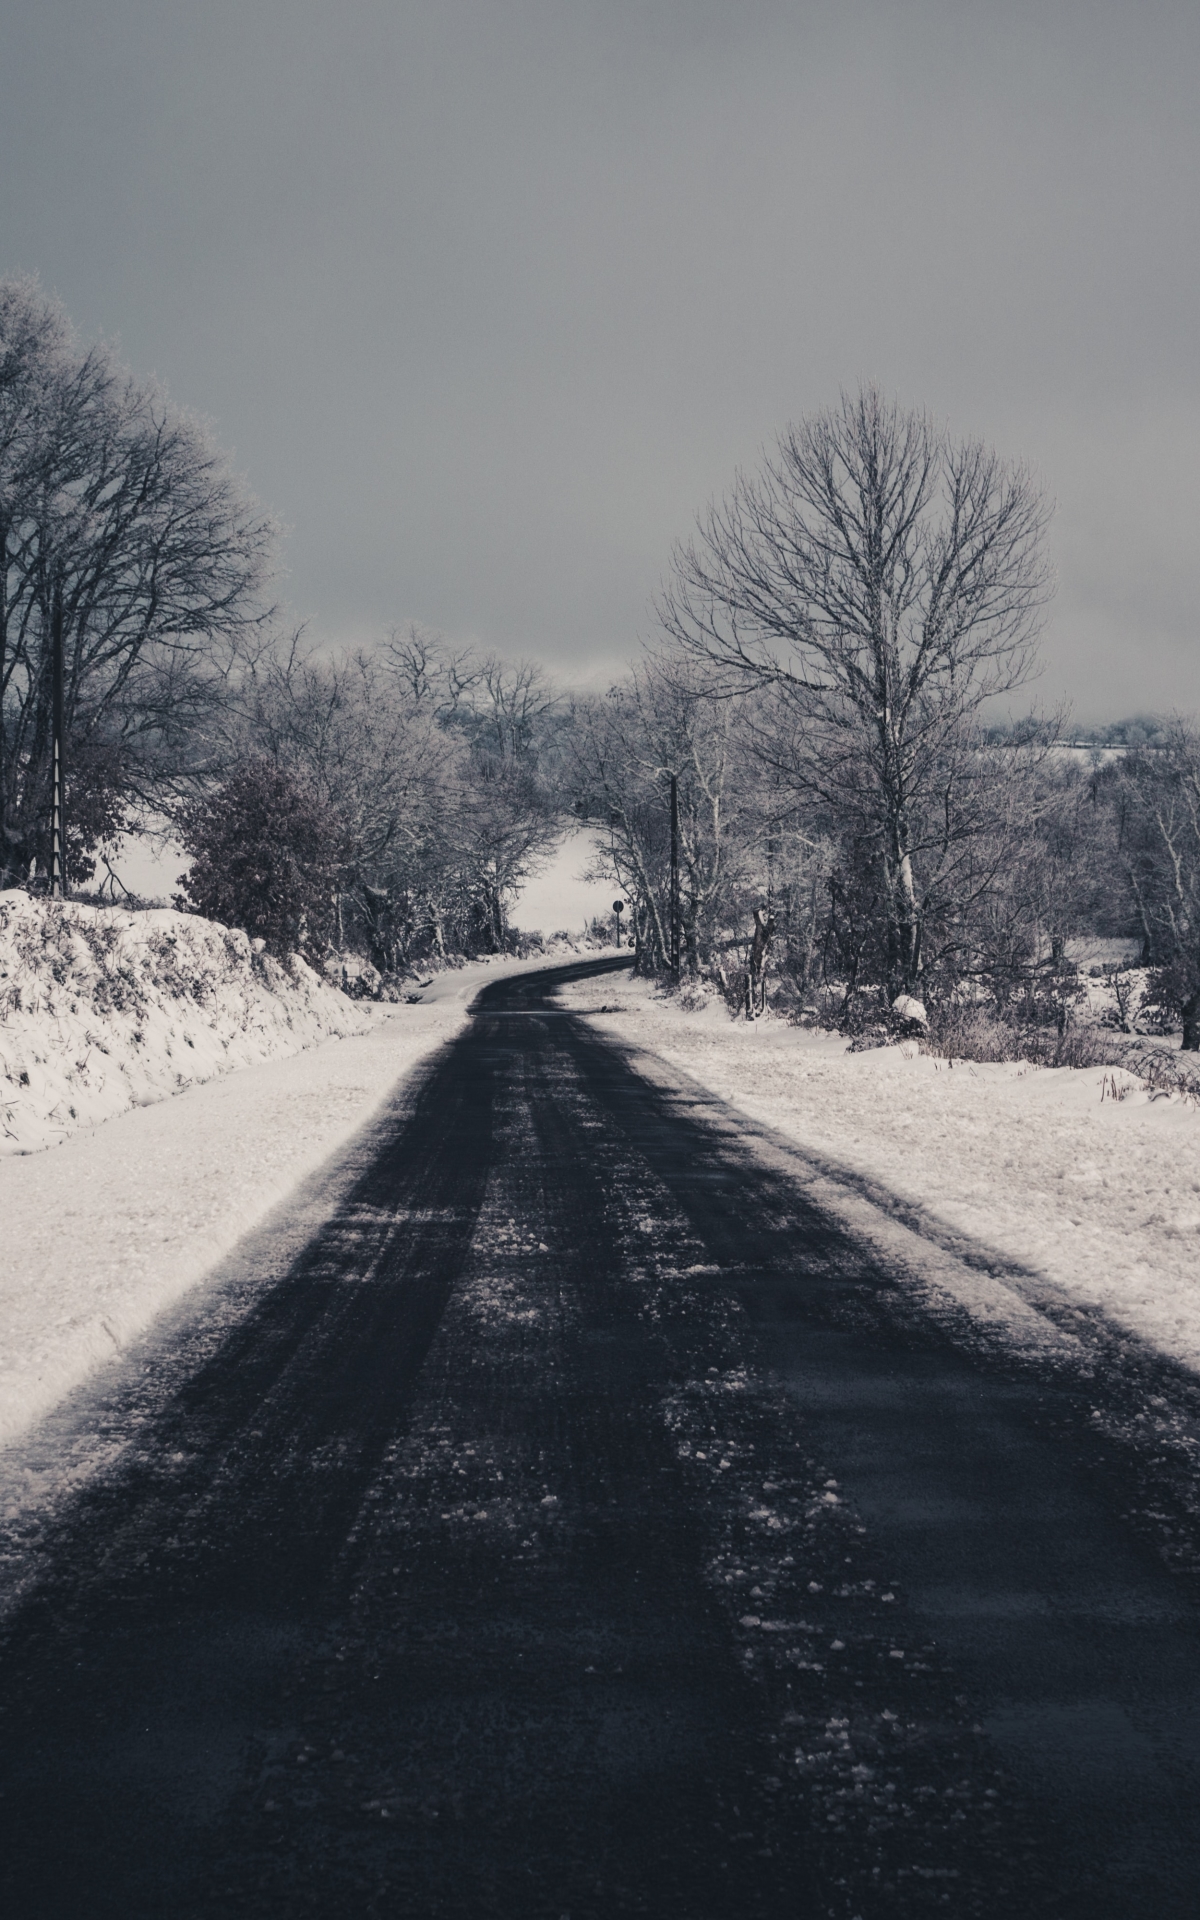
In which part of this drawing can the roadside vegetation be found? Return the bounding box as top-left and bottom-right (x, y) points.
(570, 393), (1200, 1069)
(3, 280), (1199, 1065)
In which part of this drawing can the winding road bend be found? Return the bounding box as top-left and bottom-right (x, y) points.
(3, 955), (1200, 1919)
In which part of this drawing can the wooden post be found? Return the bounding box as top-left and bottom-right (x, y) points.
(669, 772), (680, 977)
(50, 584), (65, 900)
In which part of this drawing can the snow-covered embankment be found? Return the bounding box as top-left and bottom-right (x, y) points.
(0, 899), (563, 1451)
(0, 893), (374, 1154)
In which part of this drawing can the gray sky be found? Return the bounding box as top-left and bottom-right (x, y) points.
(4, 0), (1198, 717)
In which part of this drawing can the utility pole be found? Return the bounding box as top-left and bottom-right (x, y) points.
(49, 583), (65, 901)
(669, 772), (680, 977)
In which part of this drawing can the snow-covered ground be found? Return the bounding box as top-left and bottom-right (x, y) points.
(0, 949), (583, 1452)
(558, 974), (1200, 1376)
(0, 895), (377, 1155)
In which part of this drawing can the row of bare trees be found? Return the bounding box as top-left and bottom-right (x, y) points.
(566, 389), (1055, 998)
(1100, 729), (1200, 1047)
(196, 627), (562, 967)
(5, 275), (1197, 1031)
(571, 664), (1200, 1047)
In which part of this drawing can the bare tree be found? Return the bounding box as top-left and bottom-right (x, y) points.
(658, 386), (1052, 995)
(384, 624), (558, 763)
(0, 279), (277, 886)
(763, 813), (837, 1003)
(380, 632), (562, 951)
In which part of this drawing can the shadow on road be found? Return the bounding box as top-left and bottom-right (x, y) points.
(1, 954), (1197, 1919)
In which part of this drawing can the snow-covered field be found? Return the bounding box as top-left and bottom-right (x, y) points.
(558, 974), (1200, 1376)
(0, 944), (582, 1452)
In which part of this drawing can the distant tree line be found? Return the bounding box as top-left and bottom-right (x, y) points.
(4, 282), (1199, 1043)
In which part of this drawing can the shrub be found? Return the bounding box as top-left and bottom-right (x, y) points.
(1122, 1047), (1200, 1104)
(920, 999), (1117, 1068)
(1140, 959), (1200, 1046)
(175, 760), (346, 960)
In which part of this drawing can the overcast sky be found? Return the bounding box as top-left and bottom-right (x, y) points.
(3, 0), (1198, 718)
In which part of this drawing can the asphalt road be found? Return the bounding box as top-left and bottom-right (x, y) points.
(2, 953), (1200, 1919)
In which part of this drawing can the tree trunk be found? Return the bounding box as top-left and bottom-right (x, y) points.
(746, 907), (775, 1018)
(890, 843), (921, 994)
(1182, 990), (1200, 1052)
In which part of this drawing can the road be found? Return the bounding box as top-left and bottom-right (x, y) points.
(2, 953), (1200, 1918)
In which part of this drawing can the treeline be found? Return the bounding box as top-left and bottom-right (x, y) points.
(0, 280), (562, 974)
(567, 390), (1200, 1050)
(4, 281), (1199, 1044)
(568, 668), (1200, 1050)
(181, 631), (565, 973)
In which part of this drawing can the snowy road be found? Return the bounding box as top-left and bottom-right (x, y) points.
(2, 956), (1200, 1918)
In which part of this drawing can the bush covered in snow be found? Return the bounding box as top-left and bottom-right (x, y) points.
(0, 894), (372, 1154)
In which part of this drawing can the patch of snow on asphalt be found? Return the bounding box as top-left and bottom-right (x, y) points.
(558, 974), (1200, 1374)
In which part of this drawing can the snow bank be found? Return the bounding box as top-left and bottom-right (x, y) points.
(0, 951), (569, 1454)
(558, 975), (1200, 1375)
(0, 895), (373, 1155)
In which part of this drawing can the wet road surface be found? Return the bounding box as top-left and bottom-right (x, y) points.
(2, 954), (1200, 1918)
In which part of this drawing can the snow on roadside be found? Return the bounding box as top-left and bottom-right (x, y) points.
(0, 895), (374, 1155)
(558, 974), (1200, 1375)
(0, 950), (570, 1452)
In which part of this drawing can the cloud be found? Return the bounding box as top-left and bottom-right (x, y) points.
(6, 0), (1198, 709)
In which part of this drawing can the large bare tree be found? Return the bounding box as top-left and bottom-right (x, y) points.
(0, 279), (277, 887)
(658, 386), (1052, 994)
